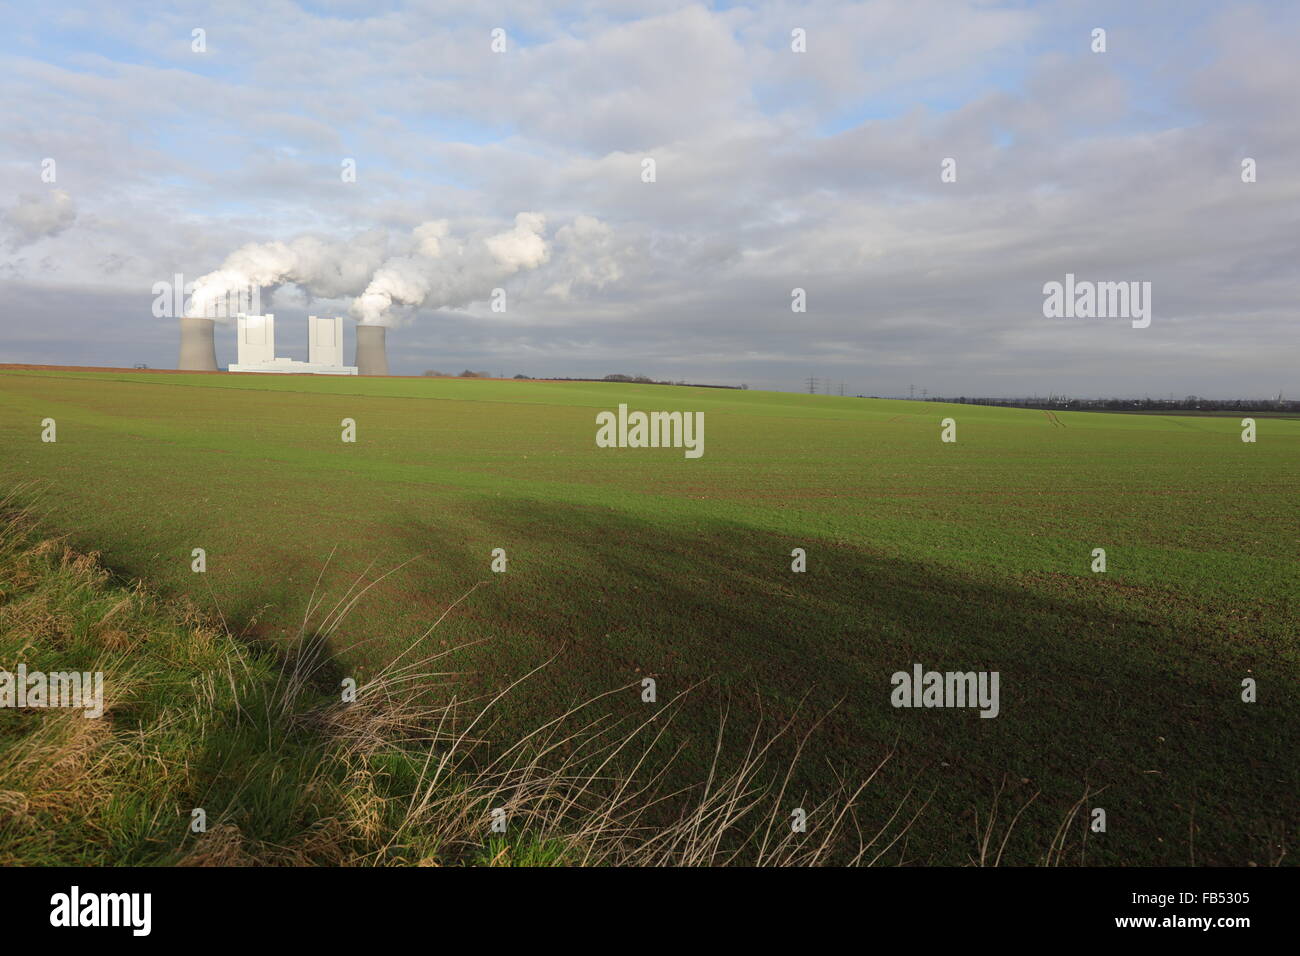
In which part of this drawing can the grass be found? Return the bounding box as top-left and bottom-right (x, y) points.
(0, 367), (1295, 865)
(0, 491), (917, 865)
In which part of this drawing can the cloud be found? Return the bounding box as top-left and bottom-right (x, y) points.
(0, 1), (1298, 393)
(544, 216), (625, 300)
(2, 190), (77, 247)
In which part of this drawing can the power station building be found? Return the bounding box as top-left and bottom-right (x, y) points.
(177, 314), (389, 375)
(228, 314), (358, 374)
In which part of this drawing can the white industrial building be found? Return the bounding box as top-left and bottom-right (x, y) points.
(227, 314), (358, 374)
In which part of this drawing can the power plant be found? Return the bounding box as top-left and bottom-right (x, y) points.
(227, 314), (357, 374)
(178, 315), (390, 375)
(354, 325), (389, 376)
(177, 316), (219, 371)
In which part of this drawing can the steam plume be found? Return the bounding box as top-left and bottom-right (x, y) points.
(350, 213), (549, 326)
(185, 231), (389, 319)
(186, 213), (553, 327)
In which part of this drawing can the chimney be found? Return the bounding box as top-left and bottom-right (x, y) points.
(178, 316), (219, 371)
(354, 325), (389, 376)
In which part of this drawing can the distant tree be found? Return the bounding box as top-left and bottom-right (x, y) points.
(513, 373), (531, 379)
(422, 369), (444, 377)
(604, 373), (657, 384)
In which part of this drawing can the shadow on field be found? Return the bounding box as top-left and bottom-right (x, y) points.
(361, 494), (1298, 866)
(46, 479), (1294, 865)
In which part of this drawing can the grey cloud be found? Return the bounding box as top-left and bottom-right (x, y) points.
(3, 190), (77, 247)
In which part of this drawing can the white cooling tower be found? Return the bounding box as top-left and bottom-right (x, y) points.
(178, 317), (219, 371)
(354, 325), (389, 376)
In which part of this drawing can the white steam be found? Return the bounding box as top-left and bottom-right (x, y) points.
(350, 212), (550, 325)
(187, 212), (558, 327)
(483, 212), (549, 272)
(185, 231), (388, 319)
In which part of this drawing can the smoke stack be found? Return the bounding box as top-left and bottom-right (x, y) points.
(354, 325), (389, 376)
(178, 316), (219, 371)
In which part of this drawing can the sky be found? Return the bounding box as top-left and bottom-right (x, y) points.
(0, 0), (1296, 396)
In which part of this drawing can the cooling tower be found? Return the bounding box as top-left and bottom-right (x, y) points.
(177, 317), (218, 371)
(354, 325), (389, 376)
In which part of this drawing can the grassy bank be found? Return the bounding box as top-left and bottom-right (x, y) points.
(1, 491), (920, 866)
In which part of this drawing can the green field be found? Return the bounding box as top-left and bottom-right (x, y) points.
(1, 367), (1296, 865)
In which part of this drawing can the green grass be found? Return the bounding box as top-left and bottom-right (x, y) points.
(1, 367), (1296, 865)
(0, 500), (885, 866)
